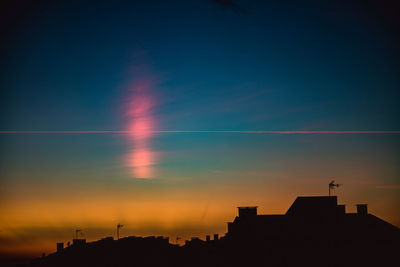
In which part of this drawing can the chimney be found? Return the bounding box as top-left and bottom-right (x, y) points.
(56, 243), (64, 253)
(238, 206), (258, 218)
(356, 204), (368, 215)
(213, 234), (219, 241)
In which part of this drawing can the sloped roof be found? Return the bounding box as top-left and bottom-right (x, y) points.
(285, 196), (338, 216)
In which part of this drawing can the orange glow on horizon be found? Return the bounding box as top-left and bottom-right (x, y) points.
(0, 172), (399, 259)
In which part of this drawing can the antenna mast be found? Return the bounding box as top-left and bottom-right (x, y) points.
(329, 180), (341, 196)
(75, 229), (81, 239)
(117, 224), (124, 240)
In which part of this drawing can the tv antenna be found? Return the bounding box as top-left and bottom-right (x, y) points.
(117, 224), (124, 240)
(75, 229), (81, 239)
(329, 180), (341, 196)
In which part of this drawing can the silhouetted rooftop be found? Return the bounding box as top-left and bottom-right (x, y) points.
(28, 195), (399, 267)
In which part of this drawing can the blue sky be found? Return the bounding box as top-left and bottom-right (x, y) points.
(2, 0), (399, 132)
(0, 0), (399, 258)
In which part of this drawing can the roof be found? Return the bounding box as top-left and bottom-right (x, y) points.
(285, 196), (338, 216)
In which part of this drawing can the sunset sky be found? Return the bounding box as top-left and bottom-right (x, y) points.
(1, 0), (399, 260)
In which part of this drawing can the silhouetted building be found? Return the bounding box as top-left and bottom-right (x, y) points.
(226, 196), (397, 239)
(237, 206), (257, 218)
(56, 243), (63, 253)
(225, 195), (399, 266)
(356, 203), (368, 215)
(72, 239), (86, 246)
(29, 195), (399, 267)
(185, 237), (204, 247)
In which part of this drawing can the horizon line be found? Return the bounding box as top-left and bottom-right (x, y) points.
(1, 130), (400, 134)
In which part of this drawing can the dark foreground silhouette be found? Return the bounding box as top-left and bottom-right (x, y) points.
(26, 196), (399, 267)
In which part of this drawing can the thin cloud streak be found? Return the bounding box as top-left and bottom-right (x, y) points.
(0, 131), (399, 134)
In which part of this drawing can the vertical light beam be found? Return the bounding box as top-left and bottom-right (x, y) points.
(125, 79), (157, 178)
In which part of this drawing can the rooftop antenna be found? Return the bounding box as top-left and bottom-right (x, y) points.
(117, 224), (124, 240)
(329, 180), (341, 196)
(75, 229), (81, 239)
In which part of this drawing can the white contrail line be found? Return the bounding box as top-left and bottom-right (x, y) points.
(0, 131), (399, 134)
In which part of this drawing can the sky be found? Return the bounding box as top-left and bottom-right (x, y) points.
(0, 0), (399, 261)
